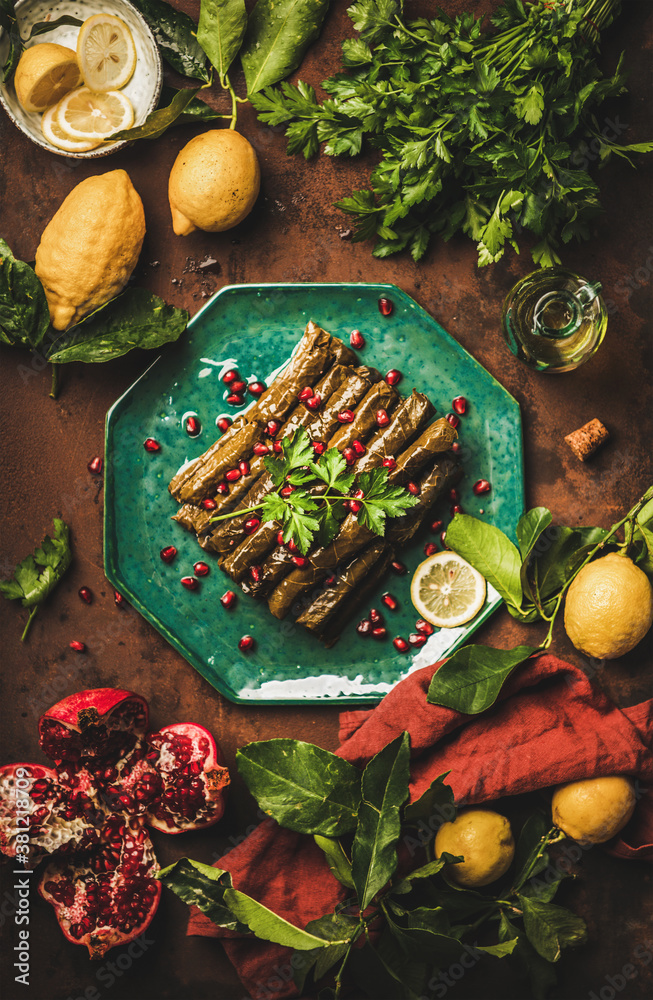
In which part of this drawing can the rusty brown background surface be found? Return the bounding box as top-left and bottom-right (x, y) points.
(1, 1), (652, 999)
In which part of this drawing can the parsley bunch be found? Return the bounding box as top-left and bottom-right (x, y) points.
(211, 427), (418, 553)
(0, 519), (72, 641)
(251, 0), (653, 266)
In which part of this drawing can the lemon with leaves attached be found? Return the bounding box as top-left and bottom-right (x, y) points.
(435, 809), (515, 887)
(564, 553), (653, 659)
(552, 776), (636, 845)
(35, 170), (145, 330)
(14, 43), (82, 113)
(168, 130), (261, 235)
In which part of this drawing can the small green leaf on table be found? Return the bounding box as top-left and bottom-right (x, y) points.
(0, 518), (72, 641)
(198, 0), (248, 80)
(517, 895), (588, 962)
(427, 645), (540, 714)
(403, 771), (455, 825)
(0, 238), (50, 350)
(240, 0), (333, 95)
(446, 513), (525, 614)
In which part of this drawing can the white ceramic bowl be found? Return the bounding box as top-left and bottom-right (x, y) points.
(0, 0), (162, 158)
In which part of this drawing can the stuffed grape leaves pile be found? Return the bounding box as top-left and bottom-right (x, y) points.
(168, 322), (461, 644)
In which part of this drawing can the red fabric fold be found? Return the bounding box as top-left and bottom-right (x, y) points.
(187, 654), (653, 999)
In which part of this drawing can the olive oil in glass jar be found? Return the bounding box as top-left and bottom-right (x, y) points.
(501, 267), (608, 372)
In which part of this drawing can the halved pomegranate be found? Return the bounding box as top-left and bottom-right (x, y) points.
(1, 689), (229, 958)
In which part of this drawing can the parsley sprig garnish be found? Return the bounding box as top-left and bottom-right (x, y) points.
(211, 428), (418, 554)
(250, 0), (653, 266)
(0, 518), (72, 641)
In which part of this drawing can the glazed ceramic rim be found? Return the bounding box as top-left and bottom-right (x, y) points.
(0, 0), (162, 158)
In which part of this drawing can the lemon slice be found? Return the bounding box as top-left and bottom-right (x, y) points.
(41, 104), (101, 152)
(56, 87), (134, 141)
(410, 551), (486, 628)
(14, 43), (82, 113)
(77, 14), (137, 92)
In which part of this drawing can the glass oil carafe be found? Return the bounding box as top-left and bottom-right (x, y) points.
(501, 267), (607, 372)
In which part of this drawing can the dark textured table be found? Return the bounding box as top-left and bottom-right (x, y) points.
(1, 2), (652, 999)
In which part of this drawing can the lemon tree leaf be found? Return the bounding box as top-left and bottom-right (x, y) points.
(0, 238), (50, 349)
(518, 896), (588, 962)
(133, 0), (210, 81)
(198, 0), (247, 80)
(427, 645), (541, 715)
(110, 87), (205, 142)
(240, 0), (332, 95)
(446, 513), (524, 613)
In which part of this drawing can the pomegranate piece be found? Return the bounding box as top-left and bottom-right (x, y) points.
(350, 329), (365, 349)
(250, 565), (262, 583)
(430, 519), (443, 533)
(78, 587), (93, 605)
(143, 438), (161, 453)
(378, 297), (393, 317)
(181, 576), (199, 591)
(446, 413), (460, 429)
(226, 393), (244, 406)
(266, 419), (281, 437)
(356, 619), (371, 636)
(253, 442), (270, 456)
(220, 590), (236, 609)
(382, 593), (398, 611)
(473, 479), (492, 495)
(440, 531), (448, 549)
(343, 448), (356, 466)
(276, 530), (286, 547)
(216, 416), (232, 432)
(193, 562), (210, 577)
(273, 441), (283, 454)
(369, 608), (384, 626)
(393, 637), (410, 653)
(249, 381), (266, 396)
(244, 517), (260, 535)
(239, 635), (255, 653)
(382, 457), (396, 470)
(407, 482), (420, 496)
(280, 485), (295, 498)
(451, 505), (464, 516)
(87, 456), (103, 475)
(376, 409), (390, 427)
(409, 632), (427, 648)
(292, 555), (307, 568)
(222, 369), (238, 384)
(312, 440), (326, 456)
(337, 409), (355, 424)
(391, 560), (407, 575)
(449, 489), (460, 503)
(305, 394), (322, 411)
(452, 441), (462, 454)
(69, 640), (86, 653)
(348, 499), (362, 514)
(352, 439), (366, 457)
(160, 545), (177, 564)
(185, 415), (201, 436)
(230, 380), (247, 395)
(424, 542), (438, 557)
(225, 468), (241, 482)
(452, 396), (467, 415)
(371, 627), (387, 640)
(238, 460), (250, 476)
(415, 619), (435, 636)
(385, 369), (402, 386)
(114, 591), (126, 608)
(216, 483), (229, 495)
(298, 386), (313, 402)
(201, 498), (217, 510)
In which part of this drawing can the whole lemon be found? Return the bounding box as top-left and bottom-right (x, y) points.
(35, 170), (145, 330)
(168, 130), (260, 236)
(552, 775), (636, 845)
(14, 43), (82, 113)
(434, 809), (515, 887)
(564, 553), (653, 659)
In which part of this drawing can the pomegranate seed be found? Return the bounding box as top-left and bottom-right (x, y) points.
(305, 394), (322, 411)
(292, 555), (307, 568)
(452, 441), (462, 454)
(431, 519), (443, 533)
(69, 640), (85, 653)
(451, 505), (464, 515)
(415, 619), (435, 636)
(393, 637), (410, 653)
(452, 396), (467, 415)
(280, 485), (295, 497)
(217, 416), (232, 432)
(244, 517), (260, 534)
(78, 587), (93, 605)
(87, 455), (103, 475)
(382, 457), (397, 470)
(407, 482), (420, 496)
(185, 415), (201, 436)
(221, 591), (236, 609)
(391, 560), (407, 575)
(352, 439), (366, 457)
(312, 441), (326, 455)
(372, 627), (387, 640)
(201, 498), (217, 510)
(424, 542), (438, 556)
(144, 438), (161, 453)
(348, 499), (362, 514)
(378, 297), (393, 317)
(441, 531), (448, 548)
(473, 479), (492, 495)
(376, 409), (390, 427)
(181, 576), (199, 590)
(216, 483), (229, 495)
(266, 420), (281, 437)
(298, 386), (313, 402)
(273, 441), (283, 453)
(225, 468), (241, 482)
(449, 489), (460, 503)
(238, 460), (250, 476)
(160, 545), (177, 563)
(239, 635), (255, 653)
(324, 573), (337, 585)
(227, 393), (244, 406)
(230, 380), (247, 394)
(385, 369), (402, 386)
(250, 565), (262, 582)
(276, 530), (286, 547)
(114, 590), (126, 608)
(382, 593), (398, 611)
(193, 562), (210, 577)
(253, 442), (270, 456)
(357, 618), (372, 636)
(287, 538), (299, 553)
(369, 608), (384, 626)
(249, 381), (266, 396)
(446, 413), (460, 429)
(409, 632), (427, 648)
(353, 489), (365, 499)
(343, 447), (356, 466)
(337, 409), (355, 424)
(223, 370), (238, 384)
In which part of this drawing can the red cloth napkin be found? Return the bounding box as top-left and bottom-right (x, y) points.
(188, 654), (653, 999)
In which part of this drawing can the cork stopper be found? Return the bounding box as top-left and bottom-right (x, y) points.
(564, 419), (610, 462)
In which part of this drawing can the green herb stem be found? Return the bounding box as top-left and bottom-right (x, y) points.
(20, 606), (38, 643)
(49, 363), (59, 400)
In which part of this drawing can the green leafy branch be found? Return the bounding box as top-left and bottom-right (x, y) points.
(159, 733), (587, 999)
(210, 427), (418, 554)
(427, 484), (653, 716)
(0, 518), (72, 641)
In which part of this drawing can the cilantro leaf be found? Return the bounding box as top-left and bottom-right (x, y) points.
(0, 518), (72, 640)
(355, 469), (419, 537)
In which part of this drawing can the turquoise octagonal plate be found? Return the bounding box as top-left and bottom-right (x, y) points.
(104, 283), (524, 705)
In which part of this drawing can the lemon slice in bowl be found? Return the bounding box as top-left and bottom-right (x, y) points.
(77, 14), (137, 92)
(41, 105), (101, 152)
(56, 87), (134, 141)
(410, 551), (486, 628)
(14, 43), (82, 113)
